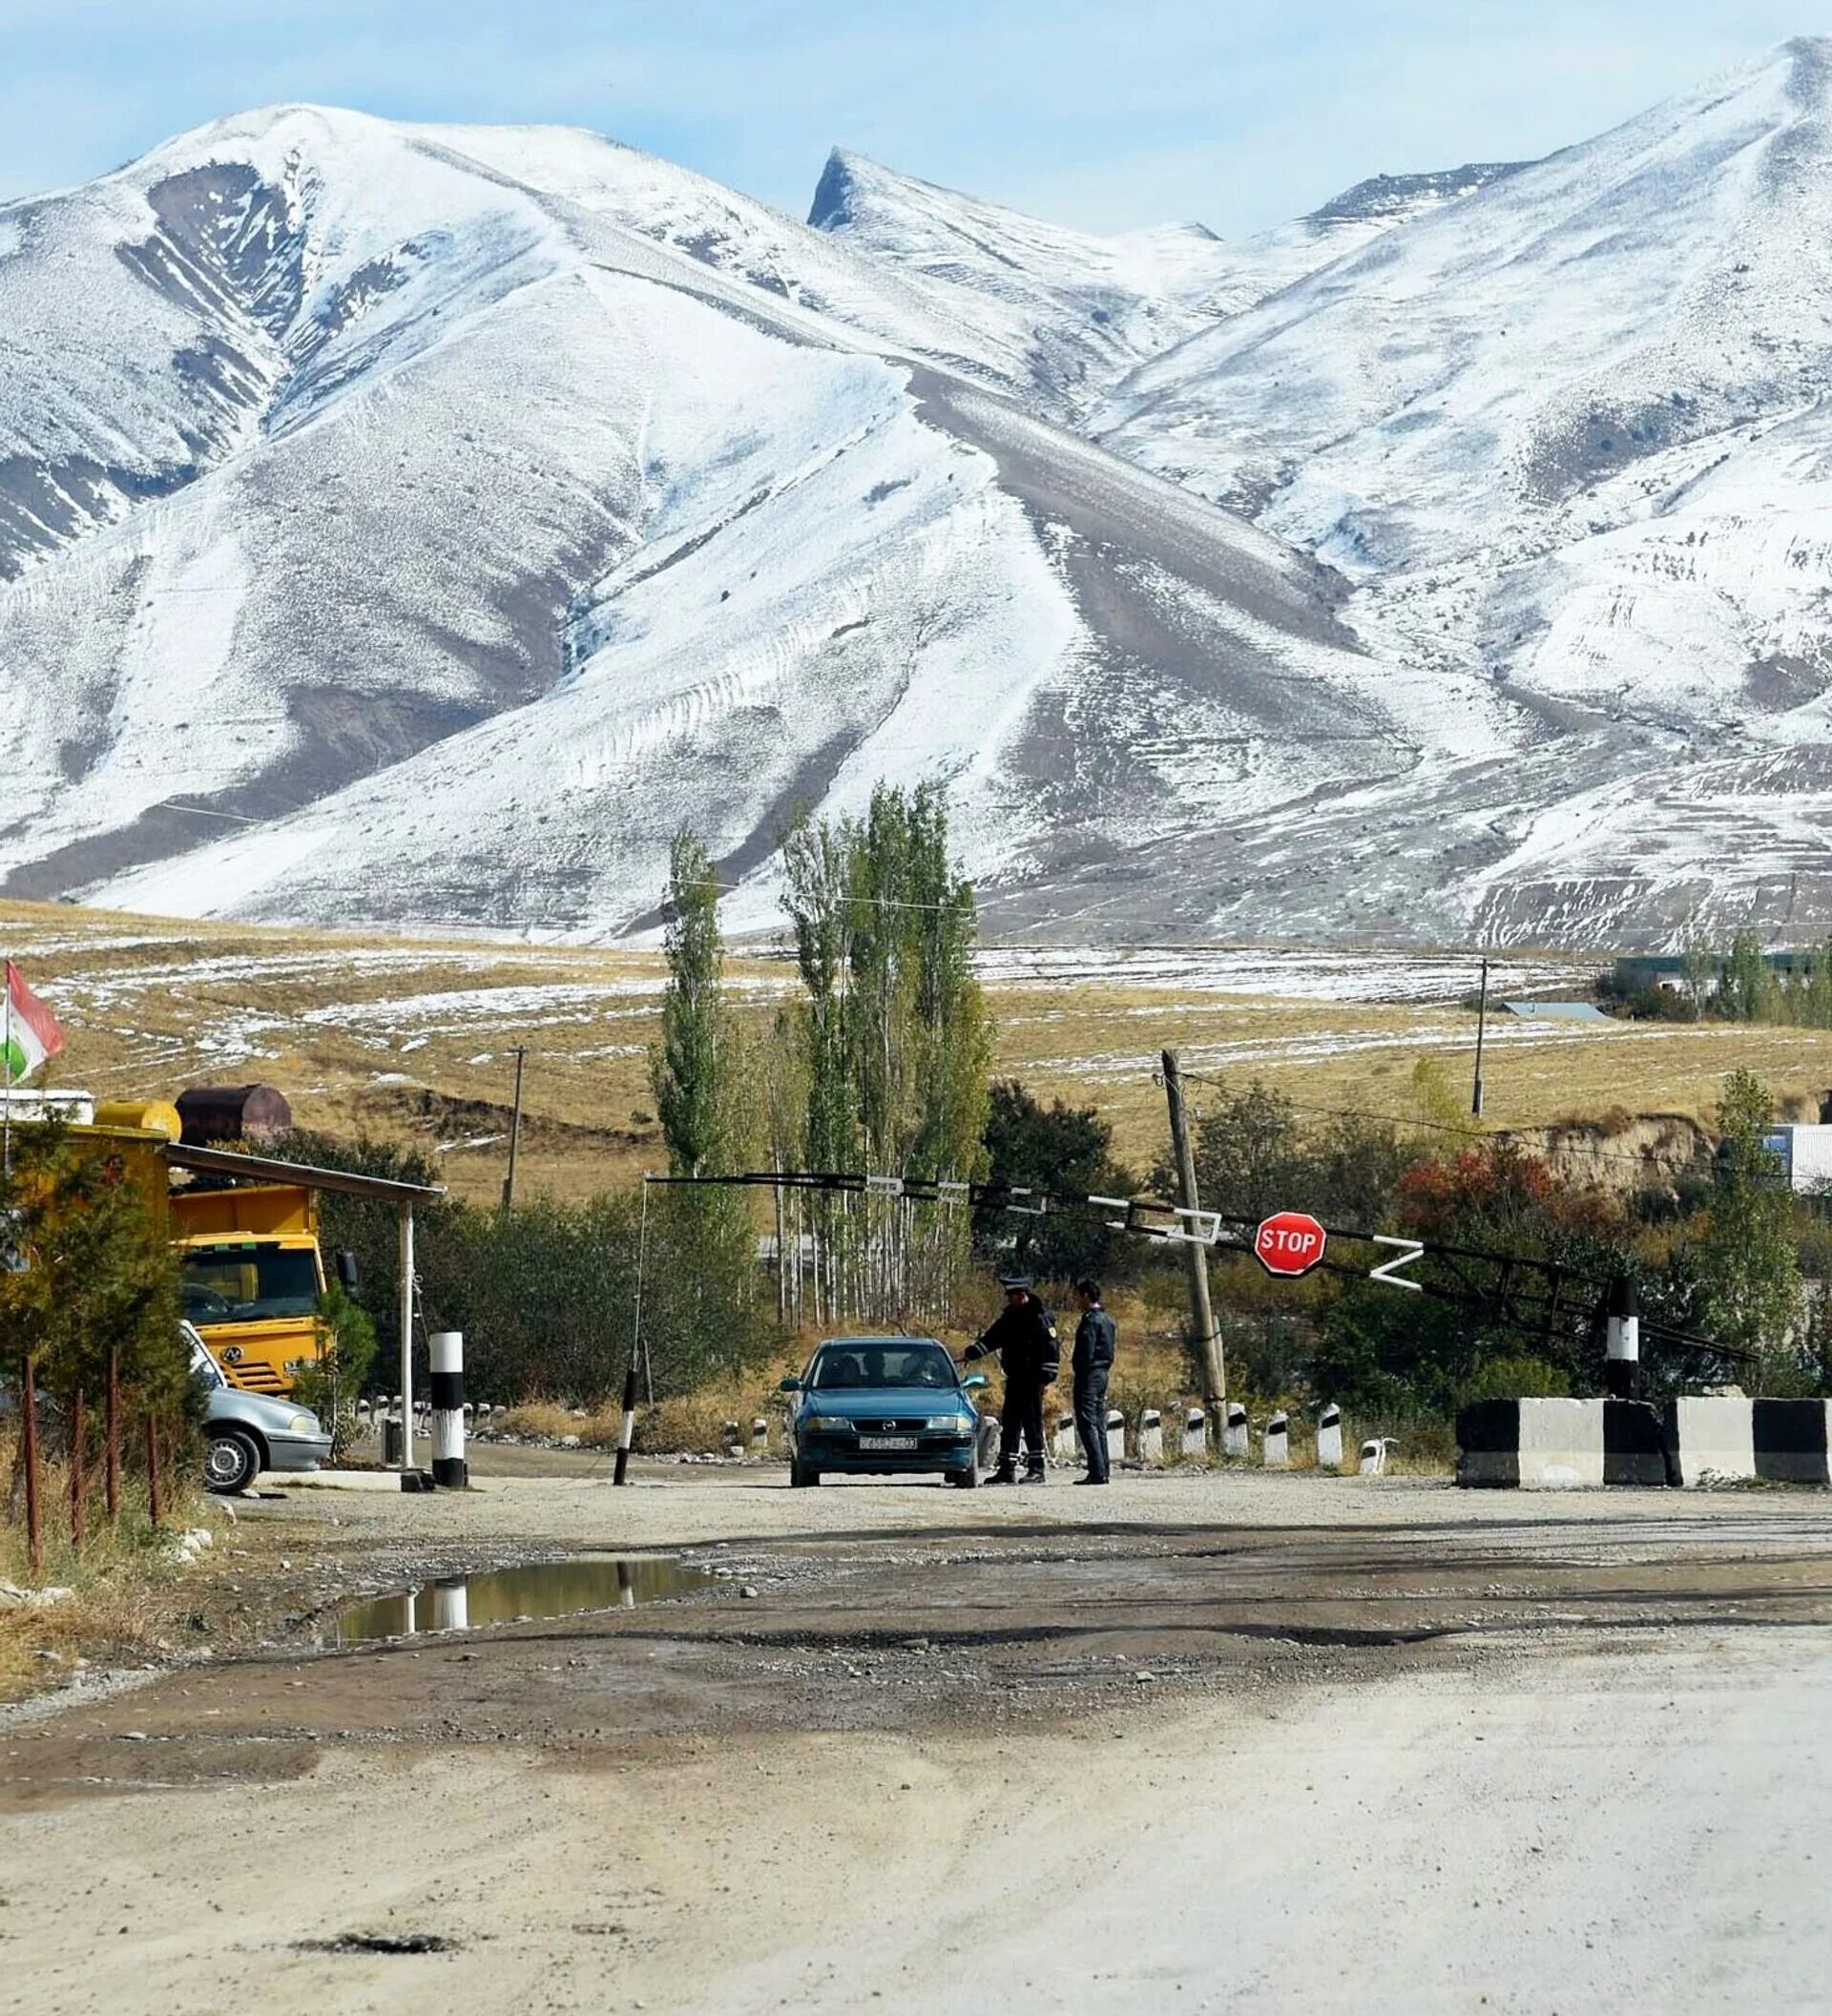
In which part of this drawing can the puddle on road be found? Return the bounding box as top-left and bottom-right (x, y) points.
(333, 1555), (713, 1645)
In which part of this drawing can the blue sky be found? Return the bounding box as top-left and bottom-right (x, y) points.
(0, 3), (1813, 233)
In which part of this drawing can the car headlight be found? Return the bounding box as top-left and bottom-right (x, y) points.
(285, 1413), (317, 1434)
(806, 1414), (852, 1431)
(926, 1414), (975, 1433)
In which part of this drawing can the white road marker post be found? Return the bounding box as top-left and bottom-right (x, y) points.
(1105, 1408), (1126, 1465)
(1139, 1408), (1164, 1465)
(1182, 1406), (1208, 1459)
(1317, 1403), (1343, 1469)
(1263, 1411), (1290, 1467)
(429, 1332), (468, 1488)
(1223, 1402), (1249, 1461)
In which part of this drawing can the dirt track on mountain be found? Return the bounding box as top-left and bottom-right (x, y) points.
(8, 1462), (1832, 2012)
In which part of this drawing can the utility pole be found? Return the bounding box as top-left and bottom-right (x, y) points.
(1471, 957), (1490, 1118)
(1161, 1049), (1224, 1432)
(500, 1046), (527, 1213)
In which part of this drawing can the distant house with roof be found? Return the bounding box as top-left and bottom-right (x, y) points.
(1612, 950), (1814, 996)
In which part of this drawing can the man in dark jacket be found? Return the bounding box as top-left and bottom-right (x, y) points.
(1072, 1279), (1117, 1485)
(964, 1277), (1059, 1484)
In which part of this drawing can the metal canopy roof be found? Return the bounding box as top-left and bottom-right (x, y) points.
(161, 1141), (446, 1204)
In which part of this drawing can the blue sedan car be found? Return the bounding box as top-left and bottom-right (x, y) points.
(782, 1338), (989, 1487)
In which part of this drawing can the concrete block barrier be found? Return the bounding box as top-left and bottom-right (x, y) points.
(1317, 1403), (1343, 1469)
(1139, 1409), (1164, 1464)
(1664, 1398), (1832, 1486)
(1456, 1399), (1665, 1488)
(1262, 1411), (1289, 1467)
(1181, 1407), (1207, 1458)
(1105, 1409), (1125, 1464)
(1223, 1403), (1249, 1461)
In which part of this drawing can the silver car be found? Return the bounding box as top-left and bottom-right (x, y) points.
(186, 1321), (333, 1494)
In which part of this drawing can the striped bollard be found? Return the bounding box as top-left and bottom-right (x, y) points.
(1317, 1403), (1343, 1469)
(1139, 1408), (1164, 1465)
(1105, 1409), (1125, 1465)
(429, 1333), (468, 1488)
(1223, 1402), (1249, 1461)
(1604, 1276), (1641, 1401)
(721, 1420), (743, 1461)
(752, 1416), (768, 1454)
(1359, 1438), (1388, 1476)
(613, 1361), (638, 1486)
(1262, 1411), (1289, 1467)
(1051, 1413), (1077, 1464)
(1181, 1406), (1207, 1458)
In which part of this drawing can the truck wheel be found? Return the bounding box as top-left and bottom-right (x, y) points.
(789, 1461), (821, 1488)
(203, 1428), (261, 1496)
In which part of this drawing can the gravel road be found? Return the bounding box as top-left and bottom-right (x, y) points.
(6, 1464), (1831, 2012)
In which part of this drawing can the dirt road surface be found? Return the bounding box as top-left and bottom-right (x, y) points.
(7, 1465), (1832, 2012)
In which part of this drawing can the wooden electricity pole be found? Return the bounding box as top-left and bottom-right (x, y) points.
(500, 1046), (527, 1213)
(1162, 1050), (1224, 1428)
(1471, 957), (1490, 1117)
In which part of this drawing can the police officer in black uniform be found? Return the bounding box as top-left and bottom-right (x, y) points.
(1072, 1278), (1117, 1485)
(964, 1277), (1059, 1484)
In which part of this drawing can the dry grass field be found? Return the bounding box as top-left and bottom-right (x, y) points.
(10, 898), (1832, 1202)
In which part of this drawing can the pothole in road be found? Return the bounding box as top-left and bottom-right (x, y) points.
(296, 1932), (461, 1956)
(331, 1556), (715, 1645)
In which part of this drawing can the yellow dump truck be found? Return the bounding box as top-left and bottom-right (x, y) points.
(88, 1100), (330, 1397)
(169, 1181), (328, 1396)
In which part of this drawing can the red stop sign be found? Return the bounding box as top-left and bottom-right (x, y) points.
(1254, 1211), (1326, 1278)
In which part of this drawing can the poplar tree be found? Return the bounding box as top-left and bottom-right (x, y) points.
(649, 831), (759, 1372)
(653, 831), (736, 1178)
(780, 786), (989, 1323)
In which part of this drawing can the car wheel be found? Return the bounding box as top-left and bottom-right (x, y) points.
(947, 1465), (980, 1489)
(203, 1427), (262, 1495)
(789, 1460), (821, 1488)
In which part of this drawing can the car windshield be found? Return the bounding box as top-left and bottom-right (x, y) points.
(810, 1343), (958, 1391)
(180, 1246), (320, 1323)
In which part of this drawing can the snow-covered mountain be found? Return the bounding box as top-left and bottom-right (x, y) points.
(0, 106), (1392, 939)
(1095, 39), (1832, 943)
(806, 148), (1527, 401)
(12, 46), (1832, 949)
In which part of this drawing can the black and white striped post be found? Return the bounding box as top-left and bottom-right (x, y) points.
(429, 1332), (468, 1488)
(1604, 1277), (1641, 1400)
(613, 1359), (639, 1486)
(615, 1180), (651, 1487)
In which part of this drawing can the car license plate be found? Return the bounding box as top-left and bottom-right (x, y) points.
(858, 1435), (918, 1450)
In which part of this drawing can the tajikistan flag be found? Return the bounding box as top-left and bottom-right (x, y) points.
(2, 962), (66, 1087)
